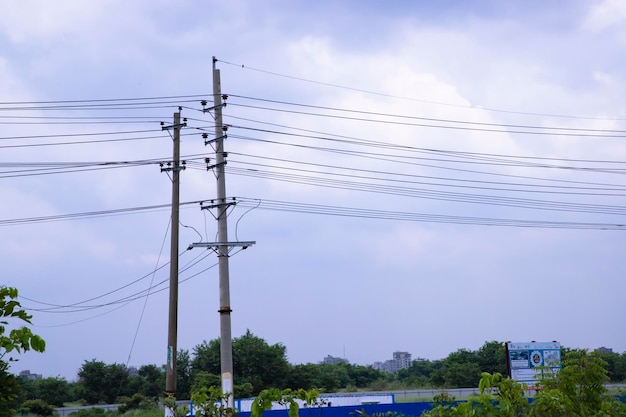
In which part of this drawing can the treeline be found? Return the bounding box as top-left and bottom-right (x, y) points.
(14, 331), (626, 407)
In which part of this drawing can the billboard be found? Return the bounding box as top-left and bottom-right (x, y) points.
(506, 341), (561, 384)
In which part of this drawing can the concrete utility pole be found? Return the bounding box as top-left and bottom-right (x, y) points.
(189, 58), (254, 409)
(162, 111), (186, 400)
(213, 58), (235, 408)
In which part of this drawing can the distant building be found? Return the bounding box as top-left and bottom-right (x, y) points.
(393, 351), (412, 369)
(19, 370), (42, 380)
(372, 351), (412, 373)
(322, 355), (348, 365)
(595, 347), (613, 354)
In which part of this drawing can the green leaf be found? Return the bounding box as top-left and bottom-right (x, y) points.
(288, 400), (299, 417)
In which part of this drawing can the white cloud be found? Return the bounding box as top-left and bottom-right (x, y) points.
(583, 0), (626, 32)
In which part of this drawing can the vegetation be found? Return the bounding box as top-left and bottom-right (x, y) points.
(423, 350), (626, 417)
(0, 286), (46, 417)
(18, 399), (56, 417)
(10, 330), (626, 413)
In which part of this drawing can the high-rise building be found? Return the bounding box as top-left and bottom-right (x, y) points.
(322, 355), (348, 365)
(393, 351), (412, 370)
(18, 370), (42, 380)
(372, 351), (412, 373)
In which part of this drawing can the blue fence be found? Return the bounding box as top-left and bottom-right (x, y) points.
(236, 402), (434, 417)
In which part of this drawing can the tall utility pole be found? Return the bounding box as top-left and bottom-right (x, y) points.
(190, 58), (254, 408)
(162, 111), (185, 399)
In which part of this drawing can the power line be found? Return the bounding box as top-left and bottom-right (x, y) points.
(227, 102), (626, 138)
(226, 155), (626, 196)
(0, 94), (212, 106)
(226, 132), (626, 189)
(215, 57), (626, 121)
(234, 197), (626, 230)
(228, 95), (626, 134)
(0, 201), (204, 226)
(226, 167), (626, 215)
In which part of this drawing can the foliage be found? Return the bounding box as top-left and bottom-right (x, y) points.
(191, 370), (221, 394)
(0, 287), (46, 362)
(477, 341), (507, 376)
(77, 360), (130, 404)
(191, 385), (237, 417)
(533, 349), (626, 417)
(18, 399), (56, 417)
(350, 409), (405, 417)
(594, 350), (626, 382)
(192, 330), (290, 396)
(117, 393), (156, 413)
(394, 341), (506, 389)
(161, 393), (191, 417)
(176, 349), (193, 399)
(423, 351), (626, 417)
(0, 286), (46, 417)
(250, 388), (326, 417)
(67, 408), (112, 417)
(31, 376), (73, 406)
(128, 365), (165, 400)
(423, 372), (530, 417)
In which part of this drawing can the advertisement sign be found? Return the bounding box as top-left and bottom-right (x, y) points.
(506, 341), (561, 384)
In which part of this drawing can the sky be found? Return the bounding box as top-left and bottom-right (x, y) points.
(1, 0), (626, 381)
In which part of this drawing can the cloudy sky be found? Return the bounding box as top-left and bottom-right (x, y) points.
(2, 0), (626, 381)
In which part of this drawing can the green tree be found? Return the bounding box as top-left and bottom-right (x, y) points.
(595, 349), (626, 382)
(117, 393), (156, 413)
(477, 340), (507, 375)
(192, 330), (290, 395)
(285, 364), (321, 391)
(176, 349), (193, 399)
(424, 372), (530, 417)
(33, 376), (72, 406)
(344, 363), (386, 388)
(15, 375), (39, 403)
(397, 359), (441, 387)
(441, 349), (481, 387)
(316, 363), (350, 392)
(0, 286), (46, 417)
(77, 360), (130, 404)
(18, 399), (56, 417)
(443, 361), (481, 388)
(533, 349), (626, 417)
(191, 371), (221, 394)
(133, 364), (165, 399)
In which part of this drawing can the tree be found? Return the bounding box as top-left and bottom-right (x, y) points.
(441, 349), (481, 387)
(0, 286), (46, 417)
(18, 399), (56, 417)
(397, 359), (441, 387)
(423, 350), (626, 417)
(285, 364), (321, 391)
(192, 330), (290, 396)
(443, 361), (481, 388)
(476, 340), (507, 375)
(33, 376), (73, 406)
(77, 360), (130, 404)
(533, 349), (626, 417)
(344, 363), (386, 388)
(176, 349), (192, 399)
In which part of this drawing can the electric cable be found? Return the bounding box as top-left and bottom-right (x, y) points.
(215, 57), (626, 121)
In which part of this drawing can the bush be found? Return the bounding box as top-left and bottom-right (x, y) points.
(117, 393), (156, 413)
(68, 408), (115, 417)
(19, 399), (56, 417)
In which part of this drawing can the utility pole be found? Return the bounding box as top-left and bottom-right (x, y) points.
(212, 59), (235, 408)
(161, 111), (186, 405)
(189, 58), (254, 409)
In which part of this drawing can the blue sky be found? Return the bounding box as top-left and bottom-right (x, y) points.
(1, 0), (626, 381)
